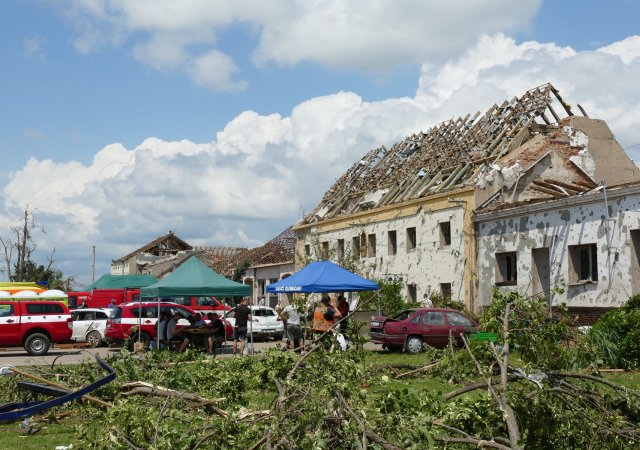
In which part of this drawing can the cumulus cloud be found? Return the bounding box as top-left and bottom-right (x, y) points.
(3, 32), (640, 284)
(59, 0), (541, 90)
(415, 34), (640, 153)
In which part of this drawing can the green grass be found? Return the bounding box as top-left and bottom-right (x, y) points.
(0, 417), (78, 449)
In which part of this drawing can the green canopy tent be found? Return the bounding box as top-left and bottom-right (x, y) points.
(86, 274), (158, 290)
(140, 256), (250, 350)
(140, 256), (250, 298)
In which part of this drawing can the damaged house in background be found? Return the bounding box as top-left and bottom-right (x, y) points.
(110, 228), (295, 306)
(294, 83), (640, 316)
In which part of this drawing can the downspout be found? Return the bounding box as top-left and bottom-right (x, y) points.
(602, 180), (613, 284)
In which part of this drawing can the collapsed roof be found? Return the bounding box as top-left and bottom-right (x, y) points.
(300, 83), (581, 224)
(204, 227), (296, 276)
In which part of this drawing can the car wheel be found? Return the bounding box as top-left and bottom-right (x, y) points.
(405, 336), (423, 354)
(87, 330), (103, 348)
(25, 333), (51, 356)
(274, 334), (284, 341)
(129, 332), (151, 350)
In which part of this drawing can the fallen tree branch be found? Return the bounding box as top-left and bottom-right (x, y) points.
(395, 361), (440, 379)
(434, 435), (513, 450)
(109, 428), (143, 450)
(443, 375), (520, 400)
(549, 372), (640, 398)
(120, 381), (228, 417)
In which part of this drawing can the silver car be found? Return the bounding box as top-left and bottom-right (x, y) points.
(224, 306), (284, 341)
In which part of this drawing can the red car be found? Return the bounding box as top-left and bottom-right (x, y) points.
(104, 301), (233, 349)
(0, 300), (73, 355)
(369, 308), (476, 354)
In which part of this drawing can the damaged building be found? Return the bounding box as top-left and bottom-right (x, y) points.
(474, 116), (640, 321)
(294, 83), (640, 314)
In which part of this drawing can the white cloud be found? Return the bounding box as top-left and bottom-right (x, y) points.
(598, 35), (640, 64)
(187, 50), (248, 92)
(3, 32), (640, 285)
(60, 0), (541, 90)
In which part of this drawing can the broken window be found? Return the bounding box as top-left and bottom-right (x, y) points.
(352, 237), (361, 260)
(367, 234), (376, 257)
(388, 230), (397, 256)
(440, 283), (452, 299)
(568, 244), (598, 283)
(406, 227), (417, 253)
(440, 221), (451, 247)
(337, 239), (345, 261)
(321, 241), (329, 260)
(407, 283), (417, 303)
(495, 252), (517, 286)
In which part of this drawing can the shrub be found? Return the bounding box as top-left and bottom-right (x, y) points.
(591, 298), (640, 369)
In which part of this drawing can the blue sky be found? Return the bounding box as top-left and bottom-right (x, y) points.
(0, 0), (639, 286)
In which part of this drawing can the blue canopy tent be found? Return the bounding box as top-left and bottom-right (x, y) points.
(266, 260), (379, 293)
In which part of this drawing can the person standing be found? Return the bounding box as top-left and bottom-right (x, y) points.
(336, 295), (350, 333)
(258, 295), (266, 306)
(232, 297), (252, 356)
(108, 299), (116, 309)
(279, 302), (302, 350)
(312, 294), (342, 334)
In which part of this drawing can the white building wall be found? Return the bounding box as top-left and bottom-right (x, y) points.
(302, 207), (467, 302)
(476, 187), (640, 308)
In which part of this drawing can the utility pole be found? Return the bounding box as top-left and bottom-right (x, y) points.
(92, 245), (96, 283)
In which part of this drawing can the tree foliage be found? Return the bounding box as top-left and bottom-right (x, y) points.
(590, 294), (640, 369)
(2, 289), (640, 449)
(359, 278), (406, 316)
(231, 259), (251, 282)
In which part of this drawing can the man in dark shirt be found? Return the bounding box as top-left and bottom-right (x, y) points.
(232, 297), (252, 356)
(205, 312), (225, 355)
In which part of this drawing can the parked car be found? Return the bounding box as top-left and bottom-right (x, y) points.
(71, 308), (110, 347)
(0, 300), (73, 356)
(224, 306), (284, 341)
(104, 301), (233, 349)
(369, 308), (477, 354)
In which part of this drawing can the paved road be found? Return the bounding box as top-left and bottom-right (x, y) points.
(0, 340), (286, 367)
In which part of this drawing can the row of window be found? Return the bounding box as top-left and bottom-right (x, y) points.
(495, 243), (598, 286)
(305, 222), (452, 259)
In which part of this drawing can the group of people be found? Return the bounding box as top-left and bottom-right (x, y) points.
(275, 293), (350, 351)
(153, 293), (351, 356)
(157, 310), (226, 355)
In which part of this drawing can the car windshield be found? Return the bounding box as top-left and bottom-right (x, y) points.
(389, 310), (417, 321)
